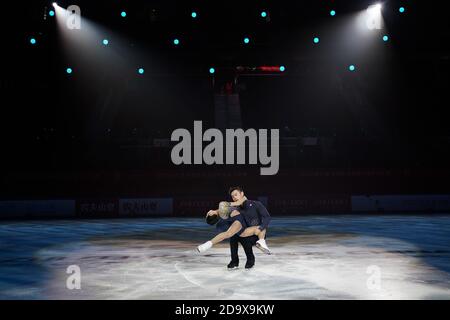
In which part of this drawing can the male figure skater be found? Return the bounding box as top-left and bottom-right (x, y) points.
(197, 186), (272, 269)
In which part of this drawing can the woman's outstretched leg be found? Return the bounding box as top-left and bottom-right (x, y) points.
(197, 220), (243, 253)
(239, 226), (260, 238)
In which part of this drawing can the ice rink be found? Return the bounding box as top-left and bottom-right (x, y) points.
(1, 215), (450, 299)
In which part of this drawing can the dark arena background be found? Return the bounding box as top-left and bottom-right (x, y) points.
(1, 0), (450, 304)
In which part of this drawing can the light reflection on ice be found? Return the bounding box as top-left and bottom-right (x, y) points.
(1, 216), (450, 299)
(38, 237), (450, 299)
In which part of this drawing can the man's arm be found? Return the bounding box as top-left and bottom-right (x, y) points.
(255, 201), (271, 230)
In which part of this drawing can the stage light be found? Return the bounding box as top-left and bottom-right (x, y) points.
(30, 38), (36, 45)
(313, 37), (320, 44)
(66, 67), (73, 74)
(383, 35), (389, 42)
(102, 39), (109, 46)
(138, 68), (144, 74)
(244, 37), (250, 44)
(173, 38), (180, 45)
(279, 66), (286, 72)
(121, 11), (127, 18)
(52, 2), (57, 7)
(367, 4), (382, 14)
(261, 11), (267, 18)
(209, 67), (215, 74)
(399, 7), (405, 13)
(349, 65), (356, 72)
(330, 10), (336, 16)
(191, 12), (197, 18)
(49, 10), (55, 17)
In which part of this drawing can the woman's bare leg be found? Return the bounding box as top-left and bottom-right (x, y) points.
(210, 220), (243, 245)
(257, 228), (266, 240)
(238, 226), (271, 254)
(239, 226), (267, 240)
(239, 226), (260, 238)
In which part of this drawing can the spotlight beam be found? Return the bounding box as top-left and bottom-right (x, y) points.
(366, 4), (383, 30)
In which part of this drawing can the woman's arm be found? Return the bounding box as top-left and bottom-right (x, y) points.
(206, 209), (219, 217)
(207, 196), (247, 218)
(229, 196), (247, 207)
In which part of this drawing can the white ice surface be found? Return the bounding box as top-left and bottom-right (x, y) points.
(36, 235), (450, 299)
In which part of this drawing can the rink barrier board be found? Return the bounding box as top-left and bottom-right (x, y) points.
(119, 198), (173, 216)
(351, 195), (450, 212)
(1, 195), (450, 219)
(0, 200), (76, 218)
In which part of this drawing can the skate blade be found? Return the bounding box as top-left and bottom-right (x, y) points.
(256, 243), (272, 255)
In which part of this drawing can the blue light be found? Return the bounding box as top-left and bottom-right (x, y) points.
(209, 68), (215, 74)
(66, 67), (73, 74)
(399, 7), (405, 13)
(261, 11), (267, 18)
(330, 10), (336, 16)
(313, 37), (320, 44)
(138, 68), (144, 75)
(49, 10), (55, 17)
(173, 38), (180, 45)
(191, 12), (197, 18)
(244, 37), (250, 44)
(30, 38), (36, 45)
(279, 66), (286, 72)
(102, 39), (109, 46)
(349, 65), (356, 72)
(121, 11), (127, 18)
(383, 35), (389, 42)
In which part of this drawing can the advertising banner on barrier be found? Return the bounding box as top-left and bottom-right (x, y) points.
(119, 198), (173, 216)
(352, 195), (450, 212)
(174, 196), (269, 216)
(268, 195), (351, 214)
(174, 197), (222, 216)
(0, 200), (76, 218)
(76, 199), (119, 217)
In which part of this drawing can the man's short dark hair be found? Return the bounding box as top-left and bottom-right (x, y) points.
(229, 186), (244, 195)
